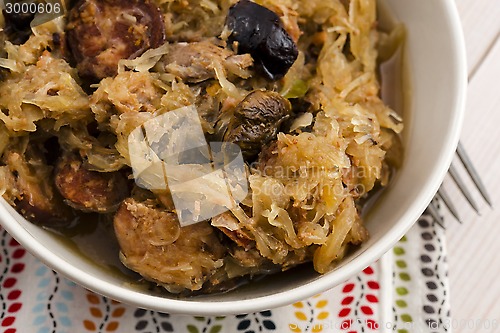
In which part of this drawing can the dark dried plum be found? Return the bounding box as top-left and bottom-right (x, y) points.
(226, 0), (298, 80)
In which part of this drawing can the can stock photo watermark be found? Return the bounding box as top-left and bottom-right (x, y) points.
(288, 317), (499, 332)
(128, 105), (249, 227)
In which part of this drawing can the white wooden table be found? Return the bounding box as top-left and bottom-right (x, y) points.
(444, 0), (500, 331)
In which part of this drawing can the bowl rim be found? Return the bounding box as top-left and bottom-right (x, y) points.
(0, 0), (467, 315)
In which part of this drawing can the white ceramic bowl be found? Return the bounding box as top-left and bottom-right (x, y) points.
(0, 0), (466, 315)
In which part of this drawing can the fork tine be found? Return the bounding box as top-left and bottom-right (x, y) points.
(437, 187), (463, 224)
(456, 141), (493, 207)
(448, 163), (481, 214)
(427, 200), (445, 228)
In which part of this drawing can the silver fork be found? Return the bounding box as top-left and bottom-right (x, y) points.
(427, 141), (493, 227)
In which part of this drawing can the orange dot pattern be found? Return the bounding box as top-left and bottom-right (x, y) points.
(82, 291), (126, 332)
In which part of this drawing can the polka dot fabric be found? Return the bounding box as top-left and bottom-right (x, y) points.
(0, 211), (451, 333)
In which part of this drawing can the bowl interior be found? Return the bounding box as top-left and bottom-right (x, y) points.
(0, 0), (466, 315)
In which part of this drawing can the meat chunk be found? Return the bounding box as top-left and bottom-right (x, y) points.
(229, 247), (272, 269)
(220, 90), (292, 160)
(54, 154), (128, 213)
(0, 143), (73, 226)
(66, 0), (165, 80)
(113, 198), (226, 292)
(158, 41), (253, 83)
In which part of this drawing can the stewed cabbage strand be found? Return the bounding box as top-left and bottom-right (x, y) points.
(0, 0), (403, 293)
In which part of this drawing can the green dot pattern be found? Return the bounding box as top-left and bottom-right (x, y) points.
(393, 234), (414, 330)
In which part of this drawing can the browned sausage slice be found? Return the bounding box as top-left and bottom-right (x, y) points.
(113, 197), (226, 292)
(54, 154), (129, 213)
(1, 144), (73, 227)
(66, 0), (165, 80)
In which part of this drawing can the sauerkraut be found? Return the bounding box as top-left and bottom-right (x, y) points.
(0, 0), (404, 293)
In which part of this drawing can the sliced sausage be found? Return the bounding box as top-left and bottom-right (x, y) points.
(66, 0), (165, 80)
(54, 153), (128, 213)
(113, 197), (226, 292)
(1, 144), (73, 226)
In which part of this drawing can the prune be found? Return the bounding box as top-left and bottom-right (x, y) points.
(226, 0), (298, 80)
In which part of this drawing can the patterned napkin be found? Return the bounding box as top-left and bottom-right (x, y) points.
(0, 212), (451, 333)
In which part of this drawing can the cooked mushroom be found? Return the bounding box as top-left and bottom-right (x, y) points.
(54, 153), (129, 213)
(66, 0), (165, 80)
(220, 90), (292, 161)
(225, 0), (298, 80)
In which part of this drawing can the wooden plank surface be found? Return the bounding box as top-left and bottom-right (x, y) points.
(445, 1), (500, 331)
(455, 0), (500, 75)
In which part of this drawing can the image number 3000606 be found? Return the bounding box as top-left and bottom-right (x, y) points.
(1, 0), (65, 27)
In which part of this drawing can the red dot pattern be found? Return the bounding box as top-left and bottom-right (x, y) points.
(342, 283), (355, 293)
(360, 306), (374, 315)
(12, 249), (25, 259)
(10, 263), (25, 274)
(1, 317), (15, 327)
(362, 267), (379, 330)
(1, 231), (25, 333)
(3, 278), (16, 288)
(341, 296), (354, 305)
(337, 265), (380, 332)
(338, 308), (351, 317)
(363, 266), (374, 275)
(8, 303), (22, 313)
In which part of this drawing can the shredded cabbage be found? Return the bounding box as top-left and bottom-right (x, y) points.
(0, 0), (404, 287)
